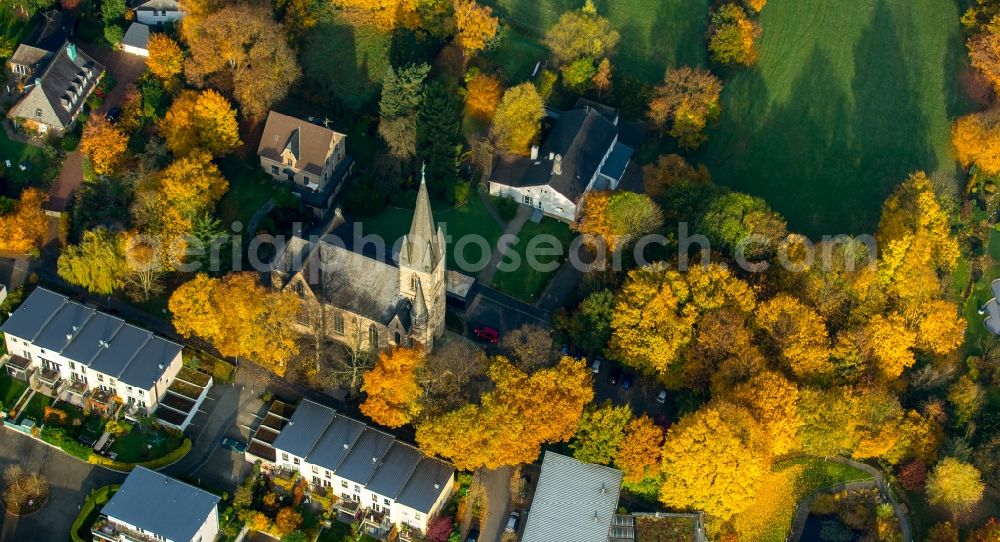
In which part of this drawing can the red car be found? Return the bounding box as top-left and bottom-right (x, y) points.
(474, 326), (499, 343)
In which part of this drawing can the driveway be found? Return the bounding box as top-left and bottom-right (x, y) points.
(0, 429), (126, 542)
(478, 466), (512, 542)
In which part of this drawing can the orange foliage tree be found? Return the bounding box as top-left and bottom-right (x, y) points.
(968, 14), (1000, 92)
(147, 33), (184, 81)
(755, 294), (833, 381)
(614, 415), (664, 482)
(360, 347), (425, 428)
(454, 0), (498, 55)
(0, 188), (48, 254)
(159, 89), (241, 157)
(274, 507), (302, 537)
(80, 116), (128, 175)
(465, 73), (501, 120)
(953, 108), (1000, 177)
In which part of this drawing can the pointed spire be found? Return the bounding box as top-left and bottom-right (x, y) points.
(412, 278), (428, 321)
(401, 162), (441, 271)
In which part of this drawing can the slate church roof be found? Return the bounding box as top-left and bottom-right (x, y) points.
(8, 42), (103, 130)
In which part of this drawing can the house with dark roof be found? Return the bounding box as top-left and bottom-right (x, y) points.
(0, 288), (183, 418)
(130, 0), (184, 26)
(7, 41), (104, 136)
(488, 98), (633, 222)
(7, 10), (73, 78)
(257, 110), (353, 216)
(253, 399), (455, 538)
(121, 22), (150, 57)
(270, 174), (447, 350)
(92, 466), (220, 542)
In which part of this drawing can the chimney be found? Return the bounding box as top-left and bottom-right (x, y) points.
(530, 145), (539, 160)
(66, 42), (77, 62)
(553, 154), (562, 175)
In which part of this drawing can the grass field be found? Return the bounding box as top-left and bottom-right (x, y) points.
(109, 426), (184, 463)
(17, 392), (51, 425)
(216, 158), (279, 230)
(491, 217), (574, 302)
(0, 371), (27, 410)
(482, 0), (709, 83)
(301, 14), (392, 111)
(696, 0), (972, 237)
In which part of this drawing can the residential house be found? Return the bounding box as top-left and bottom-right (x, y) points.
(7, 42), (104, 136)
(130, 0), (184, 26)
(121, 22), (150, 57)
(0, 288), (183, 417)
(7, 10), (73, 78)
(92, 466), (220, 542)
(257, 110), (352, 217)
(247, 399), (455, 538)
(521, 451), (625, 542)
(488, 99), (634, 223)
(270, 175), (447, 350)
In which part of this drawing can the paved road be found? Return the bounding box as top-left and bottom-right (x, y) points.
(0, 429), (126, 542)
(478, 466), (512, 542)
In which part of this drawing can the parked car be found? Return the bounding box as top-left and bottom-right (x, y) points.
(656, 390), (667, 404)
(222, 437), (248, 453)
(473, 326), (499, 343)
(590, 357), (603, 374)
(621, 373), (634, 390)
(465, 528), (480, 542)
(106, 106), (122, 122)
(506, 511), (520, 532)
(607, 367), (622, 386)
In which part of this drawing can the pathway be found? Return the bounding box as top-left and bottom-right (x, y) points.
(477, 189), (506, 229)
(46, 150), (81, 213)
(478, 466), (512, 542)
(477, 204), (532, 287)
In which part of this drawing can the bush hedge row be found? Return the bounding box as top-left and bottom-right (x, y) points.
(69, 484), (119, 542)
(40, 426), (94, 461)
(88, 437), (192, 472)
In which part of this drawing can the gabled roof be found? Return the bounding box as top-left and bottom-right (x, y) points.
(521, 452), (624, 542)
(271, 399), (337, 458)
(399, 175), (444, 273)
(366, 442), (422, 499)
(396, 457), (455, 513)
(25, 10), (73, 53)
(257, 111), (345, 176)
(0, 288), (181, 389)
(490, 102), (623, 202)
(101, 467), (220, 542)
(8, 42), (103, 130)
(129, 0), (181, 11)
(121, 22), (150, 51)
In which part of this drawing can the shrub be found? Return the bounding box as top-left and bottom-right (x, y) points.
(88, 438), (192, 471)
(70, 484), (119, 542)
(103, 24), (124, 47)
(491, 195), (519, 221)
(40, 426), (92, 461)
(61, 134), (80, 151)
(453, 182), (471, 206)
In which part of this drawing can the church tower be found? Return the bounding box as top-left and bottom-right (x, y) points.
(399, 165), (447, 346)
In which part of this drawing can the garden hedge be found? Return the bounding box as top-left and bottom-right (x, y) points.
(40, 426), (95, 461)
(69, 484), (119, 542)
(88, 437), (192, 472)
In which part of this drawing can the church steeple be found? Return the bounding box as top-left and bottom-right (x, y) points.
(399, 162), (447, 347)
(400, 164), (443, 272)
(410, 277), (429, 343)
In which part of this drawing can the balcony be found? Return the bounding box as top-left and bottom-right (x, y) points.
(86, 389), (118, 415)
(66, 379), (88, 395)
(92, 517), (161, 542)
(34, 366), (60, 386)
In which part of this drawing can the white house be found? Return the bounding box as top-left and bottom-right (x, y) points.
(248, 399), (455, 538)
(92, 466), (220, 542)
(130, 0), (184, 26)
(0, 288), (183, 416)
(488, 99), (633, 223)
(120, 23), (150, 57)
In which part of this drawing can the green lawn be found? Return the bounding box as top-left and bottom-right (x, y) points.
(491, 217), (574, 302)
(109, 426), (184, 463)
(16, 392), (51, 425)
(0, 128), (53, 196)
(486, 27), (552, 84)
(216, 157), (279, 231)
(959, 230), (1000, 355)
(482, 0), (709, 83)
(360, 194), (504, 273)
(695, 0), (972, 237)
(300, 14), (392, 111)
(317, 523), (376, 542)
(0, 371), (28, 411)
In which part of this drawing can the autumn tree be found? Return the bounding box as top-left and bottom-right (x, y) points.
(274, 0), (324, 37)
(592, 58), (612, 96)
(500, 323), (558, 373)
(154, 151), (229, 224)
(492, 82), (544, 155)
(418, 340), (487, 414)
(247, 511), (271, 532)
(926, 458), (985, 518)
(968, 14), (1000, 92)
(416, 356), (592, 470)
(948, 375), (985, 426)
(953, 108), (1000, 177)
(708, 3), (759, 66)
(159, 89), (241, 157)
(182, 5), (301, 119)
(80, 116), (128, 175)
(57, 228), (125, 295)
(756, 294), (833, 380)
(746, 0), (765, 12)
(570, 401), (632, 464)
(465, 73), (501, 119)
(330, 0), (451, 33)
(147, 33), (184, 81)
(642, 154), (711, 199)
(969, 518), (1000, 542)
(0, 188), (48, 254)
(544, 0), (619, 85)
(119, 230), (171, 300)
(274, 507), (302, 537)
(574, 191), (664, 254)
(454, 0), (498, 55)
(728, 371), (800, 455)
(699, 192), (786, 260)
(615, 415), (663, 482)
(360, 347), (425, 428)
(169, 273), (300, 374)
(378, 63), (429, 160)
(659, 402), (771, 520)
(913, 300), (966, 355)
(647, 67), (722, 148)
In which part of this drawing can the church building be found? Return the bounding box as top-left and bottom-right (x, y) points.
(270, 176), (446, 350)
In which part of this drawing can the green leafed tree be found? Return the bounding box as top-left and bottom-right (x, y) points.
(570, 401), (633, 465)
(57, 228), (125, 295)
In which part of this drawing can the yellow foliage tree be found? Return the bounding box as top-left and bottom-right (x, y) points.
(169, 273), (300, 375)
(465, 73), (501, 120)
(746, 0), (766, 12)
(247, 511), (271, 532)
(492, 82), (544, 155)
(147, 33), (184, 81)
(968, 14), (1000, 92)
(926, 458), (985, 517)
(729, 371), (800, 456)
(912, 299), (966, 355)
(953, 108), (1000, 177)
(157, 151), (229, 220)
(0, 188), (48, 254)
(454, 0), (498, 55)
(659, 402), (771, 520)
(273, 507), (302, 537)
(159, 89), (241, 157)
(867, 313), (917, 379)
(756, 294), (833, 380)
(360, 347), (425, 428)
(80, 116), (128, 175)
(615, 415), (664, 482)
(416, 356), (592, 470)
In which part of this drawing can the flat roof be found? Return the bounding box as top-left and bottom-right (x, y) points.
(100, 467), (220, 542)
